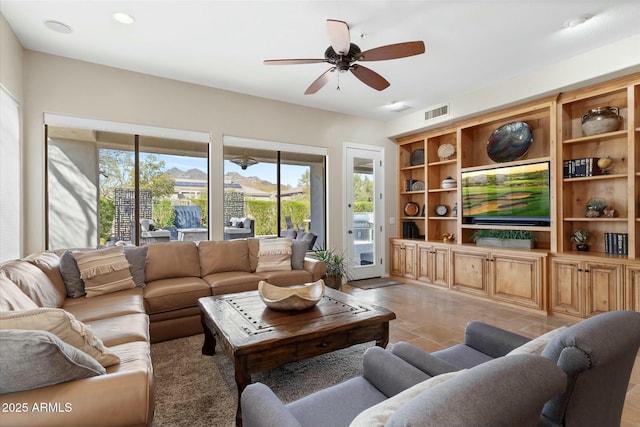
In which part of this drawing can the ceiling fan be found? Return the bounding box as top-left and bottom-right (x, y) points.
(264, 19), (425, 94)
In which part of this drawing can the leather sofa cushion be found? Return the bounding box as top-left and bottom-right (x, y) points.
(203, 271), (264, 296)
(247, 238), (260, 271)
(257, 270), (313, 287)
(145, 241), (200, 282)
(0, 260), (64, 308)
(0, 272), (39, 311)
(144, 277), (211, 314)
(24, 251), (67, 300)
(86, 313), (150, 347)
(63, 288), (145, 322)
(199, 239), (251, 275)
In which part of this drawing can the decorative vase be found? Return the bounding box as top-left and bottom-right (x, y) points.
(441, 176), (457, 189)
(323, 274), (342, 290)
(576, 244), (589, 252)
(581, 106), (622, 136)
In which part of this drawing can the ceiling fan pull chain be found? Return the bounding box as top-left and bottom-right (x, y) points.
(336, 72), (341, 91)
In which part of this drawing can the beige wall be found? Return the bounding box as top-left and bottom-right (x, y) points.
(20, 51), (397, 262)
(0, 14), (23, 102)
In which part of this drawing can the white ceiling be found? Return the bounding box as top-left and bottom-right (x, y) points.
(2, 1), (640, 121)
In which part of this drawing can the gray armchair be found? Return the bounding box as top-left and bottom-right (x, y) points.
(241, 347), (565, 427)
(391, 310), (640, 427)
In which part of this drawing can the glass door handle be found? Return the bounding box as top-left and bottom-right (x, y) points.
(348, 230), (353, 234)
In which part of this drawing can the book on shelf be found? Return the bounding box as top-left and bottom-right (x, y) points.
(563, 158), (604, 178)
(604, 232), (628, 255)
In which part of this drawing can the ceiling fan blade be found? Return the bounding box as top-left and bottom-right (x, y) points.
(357, 41), (425, 61)
(305, 68), (336, 95)
(326, 19), (351, 55)
(264, 59), (326, 65)
(350, 65), (390, 91)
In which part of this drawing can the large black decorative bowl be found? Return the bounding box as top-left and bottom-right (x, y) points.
(486, 121), (533, 162)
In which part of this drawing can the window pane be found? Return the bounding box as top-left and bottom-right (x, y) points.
(0, 87), (21, 261)
(138, 136), (209, 243)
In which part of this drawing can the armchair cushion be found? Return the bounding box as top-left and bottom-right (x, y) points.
(349, 370), (463, 427)
(385, 354), (566, 427)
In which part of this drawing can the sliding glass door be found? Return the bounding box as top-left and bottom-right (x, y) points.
(47, 126), (208, 249)
(223, 139), (326, 249)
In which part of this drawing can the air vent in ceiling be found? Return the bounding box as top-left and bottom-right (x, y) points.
(424, 103), (449, 121)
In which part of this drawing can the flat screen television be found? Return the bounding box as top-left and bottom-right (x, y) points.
(461, 161), (551, 226)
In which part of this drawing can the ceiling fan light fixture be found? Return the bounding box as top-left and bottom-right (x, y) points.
(230, 156), (258, 170)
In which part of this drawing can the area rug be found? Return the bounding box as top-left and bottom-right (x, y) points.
(348, 277), (404, 290)
(151, 334), (372, 427)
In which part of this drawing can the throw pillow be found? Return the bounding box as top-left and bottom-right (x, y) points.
(124, 245), (148, 287)
(0, 271), (39, 311)
(0, 329), (105, 394)
(0, 308), (120, 367)
(349, 370), (465, 427)
(506, 326), (568, 356)
(290, 240), (308, 270)
(256, 238), (292, 272)
(59, 250), (86, 298)
(72, 247), (135, 298)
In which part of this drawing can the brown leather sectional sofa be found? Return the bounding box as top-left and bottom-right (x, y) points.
(0, 238), (327, 427)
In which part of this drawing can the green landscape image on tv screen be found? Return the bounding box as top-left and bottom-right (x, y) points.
(461, 162), (550, 220)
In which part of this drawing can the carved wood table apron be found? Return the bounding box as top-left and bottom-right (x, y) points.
(198, 287), (396, 427)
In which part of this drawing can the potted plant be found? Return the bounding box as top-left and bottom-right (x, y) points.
(471, 229), (535, 249)
(313, 248), (351, 289)
(570, 229), (592, 251)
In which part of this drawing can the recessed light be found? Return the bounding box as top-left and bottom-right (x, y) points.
(385, 101), (411, 112)
(564, 14), (592, 28)
(43, 20), (72, 34)
(113, 12), (135, 25)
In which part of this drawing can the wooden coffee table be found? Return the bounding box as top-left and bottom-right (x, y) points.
(198, 287), (396, 426)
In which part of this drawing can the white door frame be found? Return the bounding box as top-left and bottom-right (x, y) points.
(343, 143), (385, 280)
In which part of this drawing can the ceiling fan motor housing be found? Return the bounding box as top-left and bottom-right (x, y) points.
(325, 43), (361, 71)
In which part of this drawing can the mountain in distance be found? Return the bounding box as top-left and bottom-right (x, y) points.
(165, 168), (291, 193)
(225, 172), (290, 192)
(166, 167), (207, 180)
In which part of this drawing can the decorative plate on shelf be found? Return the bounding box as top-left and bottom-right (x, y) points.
(486, 121), (533, 162)
(437, 143), (456, 161)
(404, 201), (420, 217)
(410, 149), (424, 166)
(411, 180), (425, 191)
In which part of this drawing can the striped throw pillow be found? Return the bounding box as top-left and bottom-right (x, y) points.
(72, 247), (135, 298)
(256, 238), (292, 272)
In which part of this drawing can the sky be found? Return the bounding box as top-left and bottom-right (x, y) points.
(150, 153), (306, 187)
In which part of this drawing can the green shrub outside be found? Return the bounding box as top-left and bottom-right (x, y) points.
(246, 200), (310, 235)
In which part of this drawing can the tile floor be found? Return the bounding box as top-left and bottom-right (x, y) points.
(341, 280), (640, 427)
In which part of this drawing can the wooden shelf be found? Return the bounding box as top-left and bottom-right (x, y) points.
(400, 190), (425, 195)
(564, 217), (628, 222)
(461, 224), (551, 232)
(400, 164), (425, 171)
(427, 159), (457, 167)
(563, 173), (627, 182)
(427, 188), (457, 193)
(563, 130), (627, 145)
(427, 216), (457, 221)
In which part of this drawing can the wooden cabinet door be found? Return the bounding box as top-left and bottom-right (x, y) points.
(417, 244), (431, 282)
(491, 253), (544, 310)
(584, 261), (622, 316)
(431, 246), (450, 288)
(403, 243), (417, 280)
(451, 249), (488, 296)
(550, 258), (583, 316)
(626, 265), (640, 312)
(390, 240), (404, 276)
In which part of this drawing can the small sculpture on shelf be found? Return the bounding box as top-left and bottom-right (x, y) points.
(442, 233), (455, 243)
(597, 156), (613, 175)
(585, 198), (607, 218)
(570, 229), (593, 252)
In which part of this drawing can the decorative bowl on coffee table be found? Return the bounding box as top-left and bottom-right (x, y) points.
(258, 279), (325, 311)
